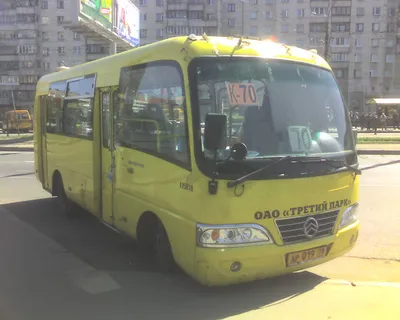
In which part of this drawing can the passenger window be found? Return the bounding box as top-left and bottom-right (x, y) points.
(102, 92), (111, 148)
(63, 99), (93, 139)
(46, 80), (66, 133)
(116, 62), (189, 167)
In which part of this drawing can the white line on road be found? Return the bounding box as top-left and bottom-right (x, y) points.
(25, 160), (34, 163)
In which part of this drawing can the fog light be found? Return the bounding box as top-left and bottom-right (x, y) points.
(230, 261), (242, 272)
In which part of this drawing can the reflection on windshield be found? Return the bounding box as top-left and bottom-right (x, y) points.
(193, 58), (355, 163)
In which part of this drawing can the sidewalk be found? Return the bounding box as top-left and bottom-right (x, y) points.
(225, 280), (400, 320)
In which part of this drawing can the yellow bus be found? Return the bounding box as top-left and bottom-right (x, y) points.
(34, 35), (360, 286)
(1, 109), (32, 133)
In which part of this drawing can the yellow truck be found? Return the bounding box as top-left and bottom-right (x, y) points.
(34, 35), (360, 286)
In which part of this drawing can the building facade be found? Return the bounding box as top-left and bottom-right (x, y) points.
(0, 0), (112, 113)
(138, 0), (400, 109)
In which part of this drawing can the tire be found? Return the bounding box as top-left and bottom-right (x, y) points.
(153, 219), (176, 273)
(137, 215), (176, 273)
(53, 175), (76, 216)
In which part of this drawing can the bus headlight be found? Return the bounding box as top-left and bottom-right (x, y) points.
(196, 223), (274, 248)
(339, 203), (359, 229)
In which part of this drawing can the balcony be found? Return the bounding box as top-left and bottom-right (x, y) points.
(167, 3), (188, 10)
(188, 4), (204, 11)
(167, 18), (188, 26)
(188, 19), (218, 27)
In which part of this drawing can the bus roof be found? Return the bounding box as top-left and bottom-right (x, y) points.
(36, 35), (330, 95)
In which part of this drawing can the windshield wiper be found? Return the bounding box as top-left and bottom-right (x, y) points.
(227, 156), (292, 188)
(290, 157), (362, 175)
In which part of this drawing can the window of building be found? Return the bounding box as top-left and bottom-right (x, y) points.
(58, 47), (65, 55)
(387, 39), (394, 47)
(43, 62), (50, 70)
(116, 62), (190, 167)
(334, 69), (347, 78)
(73, 46), (81, 55)
(156, 29), (164, 39)
(189, 11), (203, 19)
(384, 69), (392, 78)
(42, 47), (50, 56)
(311, 7), (327, 16)
(356, 23), (364, 32)
(228, 18), (235, 27)
(156, 0), (163, 6)
(139, 0), (147, 6)
(371, 38), (379, 47)
(331, 7), (351, 16)
(57, 0), (64, 9)
(73, 32), (80, 40)
(41, 16), (49, 24)
(250, 26), (258, 35)
(354, 54), (362, 62)
(281, 9), (289, 18)
(372, 23), (380, 32)
(331, 37), (350, 47)
(141, 13), (147, 21)
(140, 29), (147, 38)
(388, 7), (396, 17)
(386, 54), (394, 63)
(41, 1), (48, 9)
(281, 25), (289, 33)
(57, 16), (64, 24)
(156, 13), (164, 22)
(58, 31), (64, 40)
(227, 4), (235, 12)
(42, 32), (49, 40)
(330, 53), (348, 62)
(265, 10), (272, 19)
(370, 70), (378, 78)
(249, 11), (257, 19)
(297, 9), (305, 17)
(355, 38), (362, 47)
(372, 7), (381, 16)
(370, 54), (378, 62)
(332, 23), (350, 32)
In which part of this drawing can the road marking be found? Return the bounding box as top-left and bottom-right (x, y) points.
(25, 160), (34, 163)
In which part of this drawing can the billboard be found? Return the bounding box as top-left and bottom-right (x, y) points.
(116, 0), (140, 47)
(80, 0), (113, 30)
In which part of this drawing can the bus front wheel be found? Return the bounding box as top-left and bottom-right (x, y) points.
(137, 213), (176, 273)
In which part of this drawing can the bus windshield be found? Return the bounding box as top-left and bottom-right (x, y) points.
(190, 58), (356, 173)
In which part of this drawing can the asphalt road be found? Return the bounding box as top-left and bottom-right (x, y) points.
(0, 152), (399, 320)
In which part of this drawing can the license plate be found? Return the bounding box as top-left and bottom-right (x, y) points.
(286, 246), (328, 267)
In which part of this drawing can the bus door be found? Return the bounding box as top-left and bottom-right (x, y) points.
(100, 88), (117, 225)
(39, 96), (49, 188)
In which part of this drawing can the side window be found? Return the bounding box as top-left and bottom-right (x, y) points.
(63, 99), (94, 139)
(63, 74), (95, 139)
(102, 92), (110, 148)
(116, 62), (189, 166)
(47, 80), (66, 133)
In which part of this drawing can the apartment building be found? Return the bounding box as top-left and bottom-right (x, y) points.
(0, 0), (111, 112)
(138, 0), (400, 108)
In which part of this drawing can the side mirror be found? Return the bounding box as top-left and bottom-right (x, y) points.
(203, 113), (227, 150)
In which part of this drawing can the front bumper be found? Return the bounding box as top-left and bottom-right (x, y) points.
(193, 221), (359, 286)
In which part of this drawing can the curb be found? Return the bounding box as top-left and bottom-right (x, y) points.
(357, 149), (400, 155)
(0, 137), (33, 145)
(0, 147), (34, 152)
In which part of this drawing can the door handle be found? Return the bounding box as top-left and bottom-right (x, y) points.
(127, 167), (134, 174)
